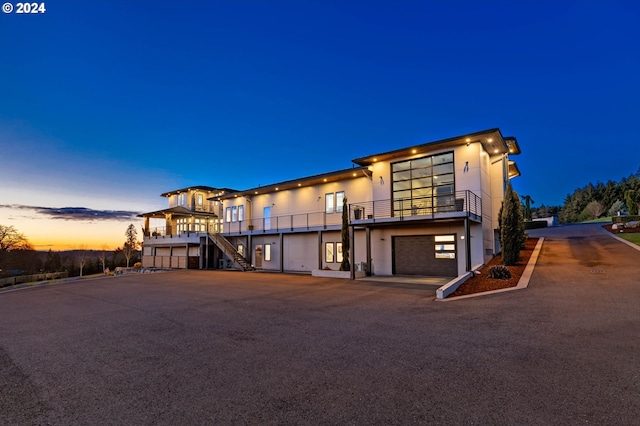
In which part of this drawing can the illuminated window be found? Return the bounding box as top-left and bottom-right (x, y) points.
(336, 243), (343, 263)
(264, 244), (271, 262)
(238, 205), (244, 221)
(325, 242), (335, 263)
(392, 152), (454, 216)
(225, 207), (231, 222)
(197, 194), (203, 206)
(434, 235), (456, 259)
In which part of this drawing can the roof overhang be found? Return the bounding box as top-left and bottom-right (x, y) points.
(508, 161), (521, 179)
(351, 128), (516, 166)
(160, 186), (235, 198)
(138, 206), (218, 218)
(217, 166), (373, 200)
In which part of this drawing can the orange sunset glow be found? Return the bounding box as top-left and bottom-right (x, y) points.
(0, 205), (145, 251)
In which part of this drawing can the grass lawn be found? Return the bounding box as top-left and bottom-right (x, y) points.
(618, 233), (640, 246)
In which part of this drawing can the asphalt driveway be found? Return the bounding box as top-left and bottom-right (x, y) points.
(1, 223), (640, 425)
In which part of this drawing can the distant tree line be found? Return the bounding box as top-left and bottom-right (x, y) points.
(0, 224), (140, 279)
(557, 168), (640, 223)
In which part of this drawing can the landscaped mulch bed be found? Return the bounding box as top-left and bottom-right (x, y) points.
(448, 237), (539, 297)
(602, 223), (640, 234)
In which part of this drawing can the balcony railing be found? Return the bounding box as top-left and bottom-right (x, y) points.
(144, 190), (482, 238)
(349, 190), (482, 222)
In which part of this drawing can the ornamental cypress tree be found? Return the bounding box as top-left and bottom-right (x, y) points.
(501, 183), (525, 266)
(340, 197), (350, 271)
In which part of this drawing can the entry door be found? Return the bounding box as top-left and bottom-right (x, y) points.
(255, 245), (263, 268)
(392, 235), (457, 277)
(263, 207), (271, 230)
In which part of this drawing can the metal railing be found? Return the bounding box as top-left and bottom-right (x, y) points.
(144, 190), (481, 238)
(349, 190), (482, 222)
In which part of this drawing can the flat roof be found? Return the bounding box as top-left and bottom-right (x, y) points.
(351, 128), (520, 166)
(217, 166), (373, 200)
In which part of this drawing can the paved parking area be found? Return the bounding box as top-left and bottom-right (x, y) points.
(2, 223), (640, 425)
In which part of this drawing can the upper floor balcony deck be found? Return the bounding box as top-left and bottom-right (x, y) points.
(144, 190), (481, 240)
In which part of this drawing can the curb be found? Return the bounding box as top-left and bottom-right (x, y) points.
(599, 225), (640, 252)
(437, 237), (544, 302)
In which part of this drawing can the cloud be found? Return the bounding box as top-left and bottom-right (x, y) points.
(0, 205), (141, 221)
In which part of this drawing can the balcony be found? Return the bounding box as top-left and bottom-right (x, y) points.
(349, 190), (482, 224)
(144, 190), (482, 239)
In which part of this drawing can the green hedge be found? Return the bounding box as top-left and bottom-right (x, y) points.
(612, 215), (640, 224)
(525, 220), (548, 230)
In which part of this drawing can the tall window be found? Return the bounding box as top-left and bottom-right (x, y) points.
(264, 244), (271, 262)
(238, 205), (244, 221)
(225, 207), (231, 222)
(232, 206), (238, 222)
(392, 152), (454, 216)
(336, 191), (345, 212)
(325, 242), (335, 263)
(325, 193), (335, 213)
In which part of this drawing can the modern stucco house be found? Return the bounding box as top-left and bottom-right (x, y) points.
(140, 128), (521, 279)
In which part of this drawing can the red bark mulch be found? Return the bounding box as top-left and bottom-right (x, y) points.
(448, 237), (539, 298)
(602, 223), (640, 234)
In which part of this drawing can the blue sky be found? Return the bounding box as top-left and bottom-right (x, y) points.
(1, 0), (639, 249)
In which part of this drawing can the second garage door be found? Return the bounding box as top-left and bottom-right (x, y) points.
(392, 235), (457, 277)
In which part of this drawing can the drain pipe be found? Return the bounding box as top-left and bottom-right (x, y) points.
(465, 217), (471, 272)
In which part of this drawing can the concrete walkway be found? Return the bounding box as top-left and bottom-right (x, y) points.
(1, 223), (640, 424)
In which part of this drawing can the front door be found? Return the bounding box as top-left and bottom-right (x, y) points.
(255, 245), (263, 268)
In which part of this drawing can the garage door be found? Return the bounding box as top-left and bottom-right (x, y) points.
(392, 235), (457, 277)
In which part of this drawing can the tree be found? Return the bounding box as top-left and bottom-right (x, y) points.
(521, 195), (535, 221)
(501, 183), (525, 266)
(77, 246), (88, 277)
(44, 249), (62, 272)
(584, 200), (605, 220)
(625, 190), (639, 216)
(340, 197), (350, 272)
(607, 200), (626, 217)
(123, 224), (139, 267)
(0, 225), (33, 270)
(99, 245), (109, 274)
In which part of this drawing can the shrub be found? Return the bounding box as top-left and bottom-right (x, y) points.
(501, 183), (526, 265)
(133, 262), (142, 268)
(488, 265), (512, 280)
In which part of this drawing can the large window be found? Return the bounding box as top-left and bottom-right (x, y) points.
(325, 191), (345, 213)
(336, 191), (345, 212)
(325, 193), (335, 213)
(392, 152), (454, 217)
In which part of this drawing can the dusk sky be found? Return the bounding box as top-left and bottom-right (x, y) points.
(1, 1), (639, 250)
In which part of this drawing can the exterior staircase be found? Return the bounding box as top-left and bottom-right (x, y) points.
(209, 233), (255, 271)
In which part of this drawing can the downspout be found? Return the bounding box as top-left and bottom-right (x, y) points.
(465, 217), (471, 272)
